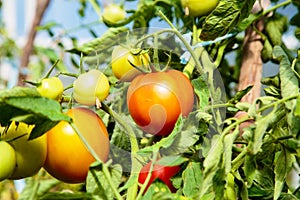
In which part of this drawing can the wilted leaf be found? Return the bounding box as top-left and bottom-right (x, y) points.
(274, 149), (295, 200)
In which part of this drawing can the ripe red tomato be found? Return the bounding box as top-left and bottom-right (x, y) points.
(138, 161), (181, 193)
(127, 70), (194, 136)
(43, 107), (110, 183)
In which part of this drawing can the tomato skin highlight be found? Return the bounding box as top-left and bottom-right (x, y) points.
(138, 161), (181, 193)
(44, 107), (110, 183)
(73, 69), (110, 106)
(111, 46), (150, 82)
(37, 77), (64, 100)
(127, 70), (194, 136)
(181, 0), (219, 17)
(102, 4), (126, 23)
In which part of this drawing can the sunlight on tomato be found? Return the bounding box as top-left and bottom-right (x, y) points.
(127, 70), (194, 136)
(181, 0), (219, 17)
(37, 77), (64, 100)
(43, 107), (110, 183)
(111, 46), (150, 82)
(102, 4), (126, 23)
(73, 69), (110, 106)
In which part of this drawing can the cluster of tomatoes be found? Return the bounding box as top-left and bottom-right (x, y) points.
(0, 0), (220, 191)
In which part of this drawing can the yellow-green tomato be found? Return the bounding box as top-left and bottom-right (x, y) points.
(37, 77), (64, 100)
(111, 46), (150, 82)
(0, 141), (16, 181)
(181, 0), (219, 17)
(102, 4), (126, 23)
(0, 122), (47, 180)
(73, 69), (110, 106)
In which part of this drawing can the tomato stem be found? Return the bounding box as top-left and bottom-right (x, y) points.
(70, 122), (123, 200)
(157, 11), (205, 76)
(43, 59), (60, 79)
(257, 94), (299, 113)
(100, 103), (141, 200)
(136, 151), (159, 199)
(152, 33), (160, 72)
(88, 0), (102, 18)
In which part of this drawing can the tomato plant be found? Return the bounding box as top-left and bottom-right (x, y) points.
(127, 69), (194, 136)
(138, 161), (181, 193)
(102, 4), (126, 23)
(181, 0), (219, 17)
(1, 0), (300, 200)
(36, 77), (64, 100)
(43, 107), (110, 183)
(111, 45), (150, 82)
(73, 69), (110, 106)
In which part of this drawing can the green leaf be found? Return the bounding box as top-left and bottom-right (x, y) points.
(160, 125), (199, 156)
(265, 13), (288, 46)
(223, 128), (239, 174)
(274, 149), (294, 200)
(250, 108), (285, 154)
(198, 134), (224, 198)
(243, 155), (257, 186)
(40, 192), (95, 200)
(228, 85), (253, 104)
(279, 193), (300, 200)
(248, 168), (274, 199)
(137, 116), (184, 155)
(156, 155), (187, 166)
(67, 27), (129, 55)
(19, 178), (60, 200)
(141, 181), (171, 200)
(191, 75), (210, 111)
(86, 162), (122, 200)
(273, 46), (299, 109)
(200, 0), (256, 41)
(182, 162), (203, 198)
(273, 46), (300, 135)
(294, 95), (300, 116)
(0, 87), (70, 139)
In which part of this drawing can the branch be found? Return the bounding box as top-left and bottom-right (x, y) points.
(18, 0), (51, 86)
(238, 0), (270, 103)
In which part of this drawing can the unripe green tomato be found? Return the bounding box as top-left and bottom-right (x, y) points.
(0, 122), (47, 180)
(0, 141), (16, 181)
(111, 46), (150, 82)
(73, 69), (110, 106)
(181, 0), (219, 17)
(102, 4), (126, 23)
(37, 77), (64, 100)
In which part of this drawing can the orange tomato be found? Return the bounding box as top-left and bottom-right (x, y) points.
(127, 70), (194, 136)
(43, 107), (110, 183)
